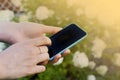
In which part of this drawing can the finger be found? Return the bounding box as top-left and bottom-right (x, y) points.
(24, 36), (51, 46)
(30, 66), (46, 75)
(42, 61), (48, 65)
(21, 22), (62, 35)
(41, 25), (62, 34)
(37, 61), (48, 65)
(39, 46), (48, 53)
(52, 54), (61, 63)
(62, 49), (71, 57)
(35, 53), (49, 63)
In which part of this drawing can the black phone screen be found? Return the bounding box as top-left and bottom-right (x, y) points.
(48, 24), (87, 59)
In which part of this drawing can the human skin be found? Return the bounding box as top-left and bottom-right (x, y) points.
(0, 22), (70, 79)
(0, 22), (70, 62)
(0, 36), (51, 79)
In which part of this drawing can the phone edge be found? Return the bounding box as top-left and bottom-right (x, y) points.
(49, 34), (87, 60)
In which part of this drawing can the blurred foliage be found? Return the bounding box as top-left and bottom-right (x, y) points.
(17, 0), (120, 80)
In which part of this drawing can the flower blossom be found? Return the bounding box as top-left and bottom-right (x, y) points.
(35, 6), (54, 20)
(112, 53), (120, 67)
(95, 65), (108, 76)
(0, 42), (6, 52)
(87, 75), (96, 80)
(92, 38), (106, 58)
(88, 61), (96, 70)
(73, 51), (89, 68)
(0, 10), (14, 22)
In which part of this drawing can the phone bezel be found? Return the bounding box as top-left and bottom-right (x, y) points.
(49, 24), (87, 60)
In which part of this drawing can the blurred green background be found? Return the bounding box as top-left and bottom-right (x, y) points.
(18, 0), (120, 80)
(1, 0), (120, 80)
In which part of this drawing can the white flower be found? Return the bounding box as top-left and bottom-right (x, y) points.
(96, 65), (108, 76)
(53, 57), (64, 66)
(11, 0), (22, 7)
(92, 38), (106, 58)
(35, 6), (54, 20)
(0, 42), (6, 52)
(0, 10), (14, 22)
(112, 53), (120, 67)
(88, 61), (96, 70)
(87, 75), (96, 80)
(73, 51), (89, 68)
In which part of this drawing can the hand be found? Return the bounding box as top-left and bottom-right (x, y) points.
(0, 22), (61, 43)
(0, 22), (70, 62)
(0, 36), (51, 79)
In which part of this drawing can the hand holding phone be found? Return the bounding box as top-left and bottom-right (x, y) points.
(48, 24), (87, 60)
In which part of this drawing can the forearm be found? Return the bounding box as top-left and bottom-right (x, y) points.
(0, 66), (6, 79)
(0, 53), (8, 79)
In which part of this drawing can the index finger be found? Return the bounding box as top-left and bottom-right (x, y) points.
(21, 22), (62, 35)
(41, 25), (62, 34)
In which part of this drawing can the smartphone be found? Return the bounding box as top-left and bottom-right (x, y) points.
(48, 24), (87, 60)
